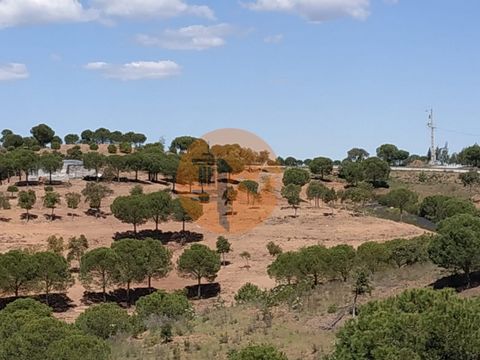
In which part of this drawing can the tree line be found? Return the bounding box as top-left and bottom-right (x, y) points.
(0, 130), (275, 190)
(1, 125), (147, 150)
(279, 156), (390, 216)
(278, 143), (480, 169)
(266, 235), (431, 288)
(80, 239), (222, 302)
(110, 188), (203, 233)
(0, 236), (224, 305)
(0, 181), (206, 229)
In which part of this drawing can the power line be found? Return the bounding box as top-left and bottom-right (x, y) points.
(436, 126), (480, 138)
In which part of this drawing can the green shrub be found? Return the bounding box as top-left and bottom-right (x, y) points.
(75, 303), (132, 340)
(331, 289), (480, 360)
(418, 171), (428, 183)
(266, 242), (283, 257)
(1, 298), (52, 318)
(45, 334), (110, 360)
(135, 290), (192, 321)
(0, 193), (11, 209)
(228, 344), (288, 360)
(234, 283), (264, 304)
(89, 143), (99, 151)
(419, 195), (476, 223)
(327, 304), (338, 314)
(160, 323), (173, 343)
(7, 185), (18, 198)
(356, 242), (390, 274)
(198, 193), (210, 203)
(129, 185), (143, 196)
(107, 144), (117, 154)
(119, 142), (132, 154)
(385, 235), (431, 268)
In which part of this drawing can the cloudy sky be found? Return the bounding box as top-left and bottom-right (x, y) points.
(1, 0), (479, 159)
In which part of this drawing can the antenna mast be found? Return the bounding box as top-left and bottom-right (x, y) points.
(427, 109), (436, 164)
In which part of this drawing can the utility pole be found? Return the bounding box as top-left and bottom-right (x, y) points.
(427, 109), (436, 164)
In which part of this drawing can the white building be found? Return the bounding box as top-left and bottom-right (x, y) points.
(29, 160), (97, 182)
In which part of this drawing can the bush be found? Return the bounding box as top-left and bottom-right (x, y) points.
(385, 235), (431, 268)
(45, 334), (110, 360)
(66, 146), (83, 160)
(327, 304), (338, 314)
(356, 242), (389, 274)
(135, 290), (192, 321)
(330, 289), (480, 360)
(418, 171), (428, 183)
(51, 142), (61, 150)
(419, 195), (477, 223)
(46, 235), (65, 255)
(268, 283), (309, 307)
(1, 298), (52, 318)
(107, 144), (117, 154)
(429, 214), (480, 287)
(0, 299), (107, 360)
(0, 316), (72, 360)
(119, 142), (132, 154)
(378, 188), (418, 218)
(44, 185), (54, 192)
(7, 185), (19, 197)
(266, 242), (283, 257)
(0, 193), (11, 209)
(160, 323), (173, 343)
(89, 143), (99, 151)
(282, 168), (310, 186)
(229, 344), (288, 360)
(234, 283), (264, 304)
(7, 185), (18, 197)
(198, 193), (210, 203)
(129, 185), (144, 196)
(75, 303), (133, 340)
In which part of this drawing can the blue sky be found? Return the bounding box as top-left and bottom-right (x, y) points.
(1, 0), (480, 160)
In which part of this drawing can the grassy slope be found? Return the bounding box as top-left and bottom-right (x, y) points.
(388, 170), (472, 200)
(110, 263), (441, 360)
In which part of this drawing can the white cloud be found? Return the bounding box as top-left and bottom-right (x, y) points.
(264, 34), (283, 44)
(84, 60), (181, 80)
(84, 62), (109, 70)
(137, 23), (232, 50)
(244, 0), (370, 22)
(91, 0), (214, 20)
(50, 53), (63, 62)
(0, 0), (97, 28)
(0, 63), (29, 81)
(0, 0), (213, 28)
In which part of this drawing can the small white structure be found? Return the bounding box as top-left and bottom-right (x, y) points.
(29, 160), (97, 182)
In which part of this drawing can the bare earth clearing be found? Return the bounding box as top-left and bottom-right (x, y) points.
(0, 171), (427, 322)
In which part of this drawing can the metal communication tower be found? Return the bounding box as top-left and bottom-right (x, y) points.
(427, 109), (436, 164)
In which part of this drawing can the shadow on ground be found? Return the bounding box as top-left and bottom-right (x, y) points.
(430, 270), (480, 292)
(185, 283), (221, 300)
(113, 230), (204, 244)
(0, 293), (75, 313)
(82, 287), (155, 307)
